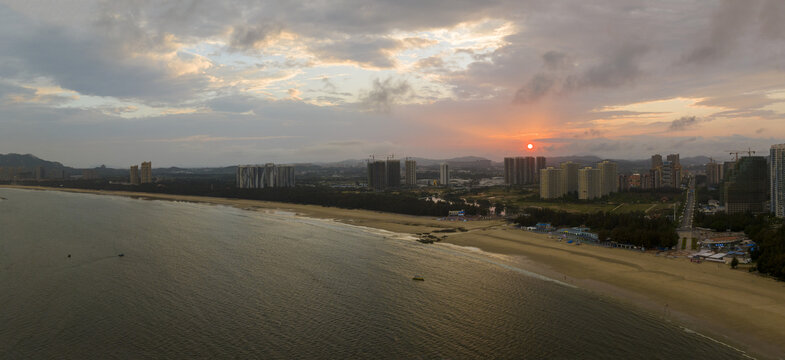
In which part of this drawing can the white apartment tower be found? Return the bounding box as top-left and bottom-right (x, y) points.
(405, 159), (417, 186)
(579, 167), (602, 200)
(440, 163), (450, 186)
(597, 160), (618, 196)
(540, 167), (563, 199)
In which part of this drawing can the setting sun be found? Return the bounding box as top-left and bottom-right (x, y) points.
(527, 143), (534, 150)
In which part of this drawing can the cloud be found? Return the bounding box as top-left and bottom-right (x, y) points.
(681, 0), (785, 65)
(542, 51), (570, 71)
(575, 44), (648, 89)
(514, 74), (556, 103)
(415, 56), (445, 70)
(0, 6), (208, 102)
(142, 135), (300, 143)
(514, 44), (647, 103)
(310, 36), (403, 68)
(228, 23), (284, 51)
(358, 77), (414, 112)
(667, 116), (701, 131)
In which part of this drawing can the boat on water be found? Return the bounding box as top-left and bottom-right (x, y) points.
(117, 253), (125, 257)
(412, 275), (424, 281)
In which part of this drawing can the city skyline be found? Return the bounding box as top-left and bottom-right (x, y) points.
(0, 1), (784, 167)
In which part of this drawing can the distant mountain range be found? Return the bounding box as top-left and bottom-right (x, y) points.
(0, 153), (68, 169)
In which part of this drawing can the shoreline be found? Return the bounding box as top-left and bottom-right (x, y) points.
(3, 185), (784, 358)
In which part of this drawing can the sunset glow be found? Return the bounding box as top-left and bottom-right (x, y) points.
(0, 1), (783, 166)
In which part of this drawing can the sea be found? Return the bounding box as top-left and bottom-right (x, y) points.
(0, 188), (752, 359)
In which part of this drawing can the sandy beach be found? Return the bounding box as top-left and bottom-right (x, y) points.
(3, 185), (785, 358)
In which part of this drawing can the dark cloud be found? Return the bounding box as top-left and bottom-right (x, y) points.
(575, 44), (648, 89)
(228, 23), (284, 51)
(358, 77), (414, 112)
(513, 74), (556, 103)
(681, 0), (785, 65)
(310, 36), (402, 68)
(542, 51), (570, 71)
(668, 116), (701, 131)
(514, 44), (648, 103)
(1, 5), (207, 102)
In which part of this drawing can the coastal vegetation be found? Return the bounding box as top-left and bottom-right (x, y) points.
(8, 179), (485, 218)
(696, 212), (785, 281)
(514, 207), (678, 248)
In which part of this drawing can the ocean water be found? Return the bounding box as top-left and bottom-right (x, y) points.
(0, 188), (750, 359)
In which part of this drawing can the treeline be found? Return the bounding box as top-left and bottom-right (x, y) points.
(694, 212), (770, 234)
(515, 207), (678, 248)
(16, 179), (482, 217)
(696, 212), (785, 281)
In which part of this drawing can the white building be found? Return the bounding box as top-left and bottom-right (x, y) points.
(405, 159), (417, 186)
(597, 160), (618, 196)
(237, 164), (295, 189)
(439, 163), (450, 186)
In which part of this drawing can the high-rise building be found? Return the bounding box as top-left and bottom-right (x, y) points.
(578, 167), (602, 200)
(597, 160), (618, 196)
(525, 157), (536, 184)
(535, 156), (547, 183)
(661, 161), (681, 188)
(667, 154), (681, 168)
(35, 166), (45, 181)
(618, 174), (629, 192)
(367, 160), (387, 190)
(440, 163), (450, 186)
(651, 154), (663, 170)
(237, 165), (263, 188)
(723, 156), (768, 214)
(540, 167), (563, 199)
(706, 160), (722, 187)
(237, 164), (296, 189)
(405, 159), (417, 186)
(667, 154), (682, 182)
(505, 156), (538, 185)
(385, 159), (401, 188)
(560, 161), (579, 194)
(140, 161), (152, 184)
(514, 157), (526, 185)
(723, 161), (736, 180)
(503, 157), (515, 185)
(771, 144), (785, 218)
(130, 165), (140, 185)
(276, 165), (296, 187)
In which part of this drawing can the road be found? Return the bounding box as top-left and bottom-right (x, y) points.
(676, 176), (696, 250)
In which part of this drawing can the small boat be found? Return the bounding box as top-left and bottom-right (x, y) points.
(117, 253), (125, 257)
(412, 275), (424, 281)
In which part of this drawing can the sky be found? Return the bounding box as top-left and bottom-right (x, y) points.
(0, 0), (784, 167)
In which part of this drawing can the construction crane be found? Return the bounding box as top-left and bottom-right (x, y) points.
(726, 148), (757, 161)
(728, 151), (740, 161)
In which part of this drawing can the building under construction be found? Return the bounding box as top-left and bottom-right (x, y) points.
(367, 156), (402, 190)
